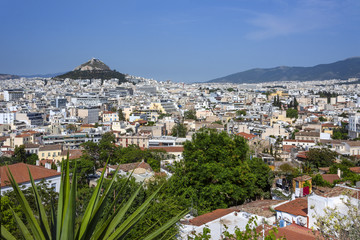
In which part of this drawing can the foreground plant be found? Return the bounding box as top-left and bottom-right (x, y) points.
(1, 158), (186, 240)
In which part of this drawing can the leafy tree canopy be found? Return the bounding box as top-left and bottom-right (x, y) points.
(171, 123), (187, 137)
(184, 109), (197, 120)
(286, 108), (298, 119)
(168, 129), (273, 214)
(305, 148), (337, 169)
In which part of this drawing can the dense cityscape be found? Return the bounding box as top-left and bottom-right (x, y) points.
(0, 57), (360, 239)
(1, 0), (360, 239)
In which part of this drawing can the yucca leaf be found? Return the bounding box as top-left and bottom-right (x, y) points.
(28, 167), (51, 239)
(77, 159), (110, 239)
(91, 170), (136, 239)
(102, 185), (143, 239)
(50, 199), (57, 240)
(5, 166), (45, 240)
(60, 160), (77, 240)
(101, 169), (135, 223)
(107, 184), (164, 239)
(57, 155), (70, 240)
(79, 165), (120, 240)
(11, 208), (33, 240)
(112, 209), (147, 240)
(1, 225), (17, 240)
(134, 219), (161, 240)
(142, 209), (188, 240)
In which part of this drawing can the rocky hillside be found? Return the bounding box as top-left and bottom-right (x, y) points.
(54, 58), (127, 82)
(208, 57), (360, 84)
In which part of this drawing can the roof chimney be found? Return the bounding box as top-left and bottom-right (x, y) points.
(45, 162), (51, 169)
(36, 160), (40, 166)
(337, 168), (341, 178)
(57, 165), (61, 173)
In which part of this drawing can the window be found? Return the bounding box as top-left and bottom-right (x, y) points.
(296, 181), (299, 188)
(48, 153), (50, 157)
(42, 153), (44, 157)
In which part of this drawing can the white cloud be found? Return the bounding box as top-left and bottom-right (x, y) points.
(245, 0), (343, 40)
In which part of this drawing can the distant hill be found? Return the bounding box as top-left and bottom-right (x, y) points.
(0, 74), (19, 80)
(53, 58), (127, 82)
(19, 72), (66, 78)
(208, 57), (360, 84)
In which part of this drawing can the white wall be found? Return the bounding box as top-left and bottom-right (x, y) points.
(307, 193), (359, 229)
(180, 212), (268, 240)
(1, 175), (61, 196)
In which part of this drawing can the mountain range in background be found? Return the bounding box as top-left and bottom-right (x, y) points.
(53, 58), (127, 83)
(0, 74), (19, 80)
(208, 57), (360, 84)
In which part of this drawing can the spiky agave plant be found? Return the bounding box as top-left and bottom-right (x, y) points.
(1, 158), (186, 240)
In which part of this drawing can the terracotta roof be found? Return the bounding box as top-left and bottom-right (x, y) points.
(24, 143), (40, 148)
(321, 174), (340, 184)
(321, 123), (337, 128)
(0, 163), (61, 188)
(148, 146), (184, 152)
(61, 149), (83, 160)
(81, 124), (94, 128)
(283, 139), (315, 143)
(237, 132), (257, 140)
(295, 132), (320, 137)
(313, 186), (360, 199)
(39, 145), (62, 151)
(258, 224), (323, 240)
(318, 167), (330, 172)
(349, 166), (360, 174)
(344, 141), (360, 147)
(15, 133), (32, 138)
(106, 162), (153, 172)
(232, 199), (285, 218)
(283, 145), (297, 153)
(187, 209), (237, 226)
(293, 175), (312, 182)
(275, 198), (308, 217)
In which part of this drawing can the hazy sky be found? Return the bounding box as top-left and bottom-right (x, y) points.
(1, 0), (359, 82)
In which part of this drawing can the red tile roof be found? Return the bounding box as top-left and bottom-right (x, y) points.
(349, 167), (360, 174)
(321, 174), (340, 184)
(0, 163), (61, 188)
(187, 209), (237, 226)
(236, 132), (257, 140)
(258, 224), (323, 240)
(148, 146), (184, 152)
(275, 198), (308, 217)
(61, 149), (83, 160)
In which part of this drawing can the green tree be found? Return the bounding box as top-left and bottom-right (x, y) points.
(293, 97), (298, 109)
(305, 148), (337, 168)
(236, 110), (246, 116)
(318, 116), (327, 122)
(66, 124), (77, 132)
(1, 159), (186, 240)
(184, 109), (197, 120)
(110, 145), (166, 172)
(0, 195), (24, 238)
(118, 108), (126, 121)
(313, 191), (360, 240)
(168, 129), (272, 214)
(171, 123), (187, 137)
(286, 108), (298, 119)
(14, 145), (27, 163)
(312, 174), (332, 187)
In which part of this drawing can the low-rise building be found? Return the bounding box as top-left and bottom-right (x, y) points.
(0, 163), (61, 195)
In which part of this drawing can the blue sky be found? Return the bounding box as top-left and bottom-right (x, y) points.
(1, 0), (359, 82)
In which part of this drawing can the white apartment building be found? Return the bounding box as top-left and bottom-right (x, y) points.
(0, 111), (15, 124)
(348, 113), (360, 138)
